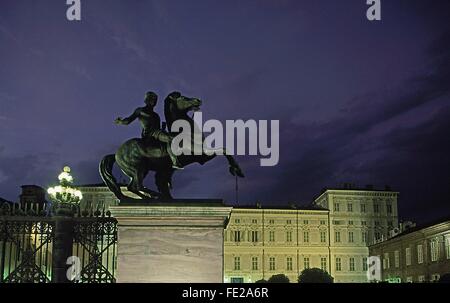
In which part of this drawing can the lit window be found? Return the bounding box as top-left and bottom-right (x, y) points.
(406, 247), (411, 266)
(417, 244), (423, 264)
(431, 240), (439, 262)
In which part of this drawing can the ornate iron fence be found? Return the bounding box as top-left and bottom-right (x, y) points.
(0, 202), (117, 283)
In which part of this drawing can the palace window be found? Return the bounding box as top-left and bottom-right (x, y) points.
(303, 220), (309, 225)
(349, 258), (355, 271)
(348, 231), (354, 243)
(446, 237), (450, 259)
(387, 203), (392, 214)
(394, 250), (400, 268)
(335, 231), (341, 243)
(234, 256), (241, 270)
(334, 203), (340, 212)
(406, 247), (411, 266)
(383, 253), (390, 269)
(362, 231), (368, 244)
(269, 231), (275, 242)
(269, 219), (275, 225)
(375, 232), (381, 240)
(431, 240), (439, 262)
(361, 221), (367, 226)
(235, 219), (240, 224)
(347, 203), (353, 212)
(287, 219), (292, 224)
(252, 257), (258, 271)
(251, 231), (259, 243)
(417, 244), (424, 264)
(361, 204), (366, 213)
(348, 220), (354, 225)
(303, 257), (310, 269)
(362, 257), (368, 271)
(286, 231), (293, 242)
(287, 257), (293, 271)
(269, 257), (276, 271)
(320, 231), (327, 243)
(303, 231), (309, 243)
(321, 257), (327, 272)
(374, 204), (380, 213)
(252, 219), (258, 224)
(234, 230), (241, 242)
(320, 220), (326, 225)
(335, 258), (342, 271)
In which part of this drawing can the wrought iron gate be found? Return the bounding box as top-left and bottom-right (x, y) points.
(0, 202), (117, 283)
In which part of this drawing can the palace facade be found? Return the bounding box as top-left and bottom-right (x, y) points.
(75, 184), (399, 283)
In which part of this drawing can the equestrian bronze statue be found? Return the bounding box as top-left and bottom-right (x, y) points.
(99, 91), (244, 200)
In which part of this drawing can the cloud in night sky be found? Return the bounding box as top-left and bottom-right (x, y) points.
(0, 0), (449, 224)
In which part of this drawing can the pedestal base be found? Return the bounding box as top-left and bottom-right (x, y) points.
(109, 202), (232, 283)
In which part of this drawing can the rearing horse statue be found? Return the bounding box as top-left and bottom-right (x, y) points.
(99, 92), (244, 200)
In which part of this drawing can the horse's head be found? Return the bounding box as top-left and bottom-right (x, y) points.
(164, 91), (202, 128)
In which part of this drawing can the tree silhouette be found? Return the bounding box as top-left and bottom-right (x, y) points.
(268, 274), (290, 283)
(298, 268), (334, 283)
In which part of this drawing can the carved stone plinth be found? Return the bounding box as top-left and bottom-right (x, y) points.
(109, 201), (232, 283)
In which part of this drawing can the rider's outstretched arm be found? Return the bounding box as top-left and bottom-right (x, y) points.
(116, 108), (140, 125)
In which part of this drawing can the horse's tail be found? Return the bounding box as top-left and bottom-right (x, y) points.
(99, 154), (124, 199)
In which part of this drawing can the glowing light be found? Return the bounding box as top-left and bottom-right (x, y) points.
(47, 166), (82, 205)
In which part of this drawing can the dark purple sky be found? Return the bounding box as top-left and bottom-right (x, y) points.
(1, 0), (449, 223)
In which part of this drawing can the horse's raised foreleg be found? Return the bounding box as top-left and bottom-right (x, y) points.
(202, 148), (245, 178)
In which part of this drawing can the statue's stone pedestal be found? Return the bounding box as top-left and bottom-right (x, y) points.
(109, 201), (232, 283)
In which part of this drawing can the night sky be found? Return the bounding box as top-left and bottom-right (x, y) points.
(1, 0), (449, 224)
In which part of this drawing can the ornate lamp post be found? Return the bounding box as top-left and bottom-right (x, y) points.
(47, 166), (82, 216)
(47, 166), (82, 283)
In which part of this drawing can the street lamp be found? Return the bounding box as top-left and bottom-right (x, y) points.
(47, 166), (83, 283)
(47, 166), (82, 216)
